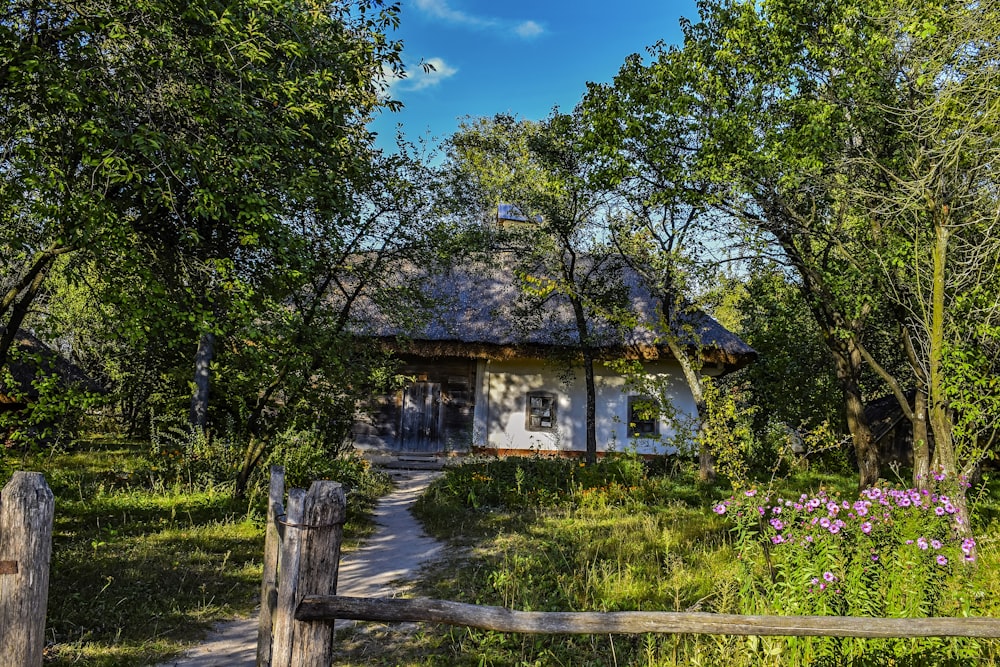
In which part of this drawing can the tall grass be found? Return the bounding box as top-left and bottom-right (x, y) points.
(394, 456), (1000, 667)
(3, 435), (389, 666)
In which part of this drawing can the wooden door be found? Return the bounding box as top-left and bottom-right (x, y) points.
(400, 382), (442, 452)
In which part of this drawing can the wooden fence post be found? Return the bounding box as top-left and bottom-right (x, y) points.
(256, 466), (285, 667)
(289, 481), (346, 667)
(270, 488), (305, 667)
(0, 472), (55, 667)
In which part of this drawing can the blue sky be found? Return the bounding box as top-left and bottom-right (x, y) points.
(369, 0), (700, 151)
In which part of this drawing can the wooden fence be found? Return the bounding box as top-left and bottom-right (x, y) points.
(0, 472), (55, 667)
(257, 466), (1000, 667)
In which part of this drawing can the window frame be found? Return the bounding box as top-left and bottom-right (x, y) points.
(525, 391), (558, 432)
(627, 395), (660, 438)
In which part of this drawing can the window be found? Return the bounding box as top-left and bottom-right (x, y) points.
(526, 391), (557, 431)
(628, 396), (659, 437)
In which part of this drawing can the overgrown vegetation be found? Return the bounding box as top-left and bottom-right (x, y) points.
(5, 436), (389, 667)
(351, 456), (1000, 667)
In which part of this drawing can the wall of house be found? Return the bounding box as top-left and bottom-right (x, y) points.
(479, 358), (698, 456)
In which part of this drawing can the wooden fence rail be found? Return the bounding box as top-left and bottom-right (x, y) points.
(0, 472), (55, 667)
(296, 595), (1000, 639)
(257, 466), (1000, 667)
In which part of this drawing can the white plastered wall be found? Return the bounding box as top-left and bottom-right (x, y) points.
(482, 358), (698, 455)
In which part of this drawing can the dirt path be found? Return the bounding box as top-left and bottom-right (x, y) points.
(156, 469), (443, 667)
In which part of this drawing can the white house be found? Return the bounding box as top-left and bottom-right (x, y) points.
(351, 252), (755, 458)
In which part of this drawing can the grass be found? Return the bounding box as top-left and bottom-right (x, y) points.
(2, 438), (389, 666)
(7, 441), (999, 665)
(335, 455), (1000, 667)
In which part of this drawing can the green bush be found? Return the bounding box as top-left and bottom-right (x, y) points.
(261, 426), (391, 499)
(148, 416), (242, 491)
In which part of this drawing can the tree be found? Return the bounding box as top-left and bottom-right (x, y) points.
(0, 0), (404, 426)
(446, 113), (632, 464)
(222, 146), (445, 495)
(597, 0), (1000, 501)
(845, 0), (1000, 503)
(591, 0), (912, 488)
(582, 53), (744, 481)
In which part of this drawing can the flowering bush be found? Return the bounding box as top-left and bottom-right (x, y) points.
(716, 476), (981, 662)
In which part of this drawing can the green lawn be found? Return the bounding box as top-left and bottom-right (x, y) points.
(4, 439), (387, 666)
(8, 444), (999, 666)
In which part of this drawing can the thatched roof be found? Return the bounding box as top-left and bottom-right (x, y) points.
(0, 328), (102, 412)
(355, 257), (755, 373)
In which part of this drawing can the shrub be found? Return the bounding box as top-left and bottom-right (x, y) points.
(148, 416), (242, 491)
(261, 426), (390, 500)
(717, 474), (983, 663)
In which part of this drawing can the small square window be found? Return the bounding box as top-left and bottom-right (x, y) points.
(628, 396), (660, 438)
(526, 391), (557, 431)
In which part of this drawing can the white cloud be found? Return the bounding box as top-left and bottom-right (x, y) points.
(380, 57), (458, 97)
(514, 20), (544, 39)
(413, 0), (488, 27)
(406, 58), (459, 91)
(413, 0), (545, 40)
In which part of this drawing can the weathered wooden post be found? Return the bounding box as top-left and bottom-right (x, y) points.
(269, 487), (305, 667)
(289, 480), (346, 667)
(265, 479), (346, 667)
(0, 472), (55, 667)
(259, 472), (346, 667)
(256, 466), (285, 667)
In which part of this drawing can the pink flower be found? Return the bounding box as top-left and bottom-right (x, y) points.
(745, 489), (757, 497)
(931, 539), (942, 549)
(823, 571), (836, 582)
(861, 521), (872, 534)
(937, 555), (948, 566)
(935, 506), (946, 516)
(917, 537), (929, 550)
(713, 504), (726, 514)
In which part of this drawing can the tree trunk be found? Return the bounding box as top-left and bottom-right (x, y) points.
(926, 222), (972, 536)
(236, 435), (268, 498)
(582, 353), (598, 465)
(663, 335), (714, 482)
(566, 284), (599, 465)
(912, 387), (930, 491)
(189, 331), (215, 430)
(0, 254), (59, 370)
(831, 341), (880, 489)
